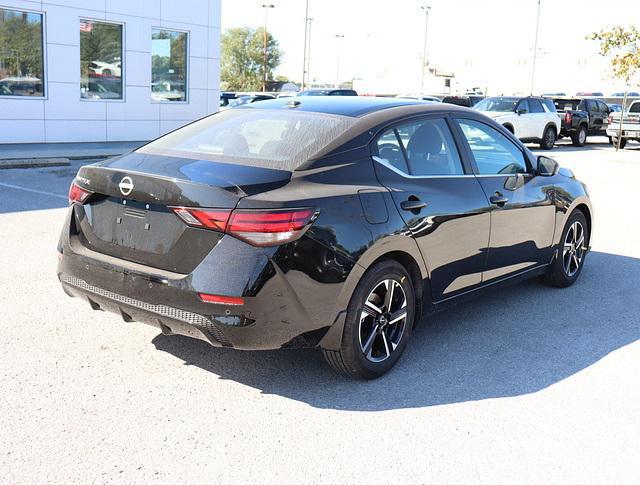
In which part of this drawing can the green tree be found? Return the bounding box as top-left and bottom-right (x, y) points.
(221, 27), (282, 91)
(589, 25), (640, 149)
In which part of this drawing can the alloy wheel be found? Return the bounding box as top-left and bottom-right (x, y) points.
(359, 279), (408, 363)
(563, 221), (586, 277)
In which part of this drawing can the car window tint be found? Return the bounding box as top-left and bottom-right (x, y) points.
(374, 129), (409, 173)
(598, 101), (609, 113)
(516, 100), (530, 113)
(529, 99), (545, 113)
(375, 118), (464, 176)
(457, 119), (527, 175)
(542, 98), (557, 112)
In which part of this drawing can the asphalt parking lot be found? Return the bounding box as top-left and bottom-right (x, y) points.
(1, 138), (639, 483)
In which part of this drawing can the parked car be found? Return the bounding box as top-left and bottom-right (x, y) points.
(607, 103), (623, 113)
(298, 88), (358, 96)
(58, 96), (593, 379)
(442, 95), (484, 107)
(607, 100), (640, 148)
(610, 92), (640, 97)
(575, 91), (604, 98)
(396, 94), (441, 102)
(552, 98), (610, 146)
(542, 92), (567, 97)
(219, 92), (238, 109)
(226, 93), (276, 109)
(474, 96), (560, 149)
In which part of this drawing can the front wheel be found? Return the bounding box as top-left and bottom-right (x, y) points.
(322, 260), (416, 379)
(543, 210), (589, 288)
(540, 126), (556, 150)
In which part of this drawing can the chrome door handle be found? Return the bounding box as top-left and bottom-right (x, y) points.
(489, 194), (509, 206)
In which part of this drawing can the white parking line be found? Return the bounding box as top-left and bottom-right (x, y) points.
(0, 182), (68, 200)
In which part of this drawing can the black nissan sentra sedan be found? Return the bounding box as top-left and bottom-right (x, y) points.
(58, 97), (592, 379)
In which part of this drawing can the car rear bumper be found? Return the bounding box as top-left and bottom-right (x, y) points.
(57, 208), (349, 350)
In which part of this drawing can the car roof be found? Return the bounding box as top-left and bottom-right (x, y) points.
(238, 95), (439, 117)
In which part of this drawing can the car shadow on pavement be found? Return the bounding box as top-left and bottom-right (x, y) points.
(152, 250), (640, 411)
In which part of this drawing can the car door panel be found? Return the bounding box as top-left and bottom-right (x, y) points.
(371, 116), (491, 301)
(453, 117), (556, 283)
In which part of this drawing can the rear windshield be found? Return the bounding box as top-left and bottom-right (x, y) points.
(138, 108), (356, 171)
(554, 99), (580, 110)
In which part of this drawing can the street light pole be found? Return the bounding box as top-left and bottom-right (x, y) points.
(261, 4), (275, 92)
(420, 5), (431, 95)
(306, 18), (313, 87)
(335, 34), (344, 88)
(530, 0), (541, 95)
(302, 0), (310, 90)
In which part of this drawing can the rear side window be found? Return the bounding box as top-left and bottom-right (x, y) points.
(456, 119), (527, 175)
(374, 118), (464, 176)
(529, 99), (545, 113)
(542, 98), (557, 112)
(630, 103), (640, 113)
(137, 109), (356, 171)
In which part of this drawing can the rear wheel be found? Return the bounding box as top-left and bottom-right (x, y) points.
(571, 125), (587, 146)
(543, 210), (589, 288)
(612, 137), (627, 149)
(540, 126), (556, 150)
(322, 260), (416, 379)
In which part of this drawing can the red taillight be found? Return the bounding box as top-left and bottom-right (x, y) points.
(170, 207), (317, 247)
(171, 207), (231, 231)
(608, 115), (613, 124)
(68, 182), (92, 205)
(564, 112), (572, 124)
(198, 293), (245, 305)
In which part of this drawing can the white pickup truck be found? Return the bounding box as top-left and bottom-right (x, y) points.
(607, 100), (640, 148)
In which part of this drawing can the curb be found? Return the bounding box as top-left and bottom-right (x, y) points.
(0, 158), (71, 169)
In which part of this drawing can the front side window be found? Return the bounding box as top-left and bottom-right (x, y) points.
(0, 8), (44, 97)
(457, 119), (528, 175)
(152, 29), (188, 102)
(529, 99), (545, 114)
(516, 99), (530, 114)
(374, 118), (464, 176)
(80, 20), (123, 100)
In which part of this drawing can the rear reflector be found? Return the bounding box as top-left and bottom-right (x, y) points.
(170, 207), (317, 247)
(199, 293), (245, 306)
(68, 182), (93, 205)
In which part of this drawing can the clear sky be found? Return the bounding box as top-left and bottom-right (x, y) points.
(221, 0), (639, 95)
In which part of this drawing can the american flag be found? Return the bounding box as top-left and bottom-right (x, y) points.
(79, 21), (93, 33)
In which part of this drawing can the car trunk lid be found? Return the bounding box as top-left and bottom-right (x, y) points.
(72, 152), (292, 273)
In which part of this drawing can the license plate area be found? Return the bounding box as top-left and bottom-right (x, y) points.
(85, 197), (184, 255)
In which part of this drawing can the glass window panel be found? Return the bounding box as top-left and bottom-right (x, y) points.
(0, 8), (44, 97)
(80, 20), (123, 100)
(151, 29), (188, 102)
(457, 119), (527, 175)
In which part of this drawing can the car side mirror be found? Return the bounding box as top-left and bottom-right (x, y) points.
(537, 155), (559, 176)
(517, 108), (527, 116)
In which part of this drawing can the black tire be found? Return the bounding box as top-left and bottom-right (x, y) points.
(322, 260), (416, 379)
(608, 136), (613, 145)
(543, 210), (589, 288)
(539, 126), (556, 150)
(613, 137), (627, 149)
(571, 125), (588, 147)
(503, 124), (514, 134)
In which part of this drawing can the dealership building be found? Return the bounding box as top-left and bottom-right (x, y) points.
(0, 0), (221, 144)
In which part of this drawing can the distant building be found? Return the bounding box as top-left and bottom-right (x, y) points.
(0, 1), (221, 143)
